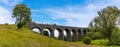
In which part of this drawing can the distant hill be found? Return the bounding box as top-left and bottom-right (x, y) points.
(0, 24), (100, 47)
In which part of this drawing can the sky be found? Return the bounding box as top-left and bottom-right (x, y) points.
(0, 0), (120, 27)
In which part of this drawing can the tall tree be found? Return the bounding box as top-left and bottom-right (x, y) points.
(12, 4), (31, 29)
(89, 6), (120, 40)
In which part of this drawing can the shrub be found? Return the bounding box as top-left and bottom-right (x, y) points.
(85, 31), (103, 40)
(83, 36), (91, 44)
(43, 30), (49, 37)
(64, 36), (67, 41)
(85, 32), (93, 38)
(109, 27), (120, 45)
(5, 23), (9, 25)
(17, 23), (23, 29)
(92, 32), (103, 40)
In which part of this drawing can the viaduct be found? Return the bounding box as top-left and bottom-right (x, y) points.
(27, 23), (89, 42)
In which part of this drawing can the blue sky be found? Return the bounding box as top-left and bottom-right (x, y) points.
(0, 0), (120, 27)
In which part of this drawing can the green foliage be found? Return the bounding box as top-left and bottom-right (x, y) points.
(109, 27), (120, 45)
(83, 36), (91, 44)
(91, 39), (108, 45)
(89, 6), (120, 40)
(5, 23), (9, 25)
(85, 32), (93, 39)
(12, 4), (32, 29)
(43, 30), (49, 37)
(92, 32), (103, 40)
(85, 31), (103, 40)
(64, 36), (67, 41)
(17, 23), (22, 29)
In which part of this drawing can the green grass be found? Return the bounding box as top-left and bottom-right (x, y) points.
(91, 39), (108, 45)
(75, 39), (120, 47)
(0, 24), (104, 47)
(91, 39), (120, 47)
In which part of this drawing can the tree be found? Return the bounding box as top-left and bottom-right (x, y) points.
(89, 6), (120, 41)
(82, 36), (91, 44)
(110, 27), (120, 45)
(12, 4), (31, 29)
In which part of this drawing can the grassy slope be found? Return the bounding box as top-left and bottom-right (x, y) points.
(0, 24), (102, 47)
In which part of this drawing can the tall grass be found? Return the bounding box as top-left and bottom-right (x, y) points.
(0, 24), (104, 47)
(0, 25), (69, 47)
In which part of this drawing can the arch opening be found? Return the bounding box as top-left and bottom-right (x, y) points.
(43, 27), (54, 37)
(63, 30), (67, 41)
(32, 27), (41, 33)
(71, 29), (78, 41)
(83, 29), (87, 36)
(43, 28), (51, 37)
(54, 29), (59, 38)
(78, 30), (82, 39)
(43, 29), (49, 37)
(55, 28), (64, 40)
(64, 29), (72, 41)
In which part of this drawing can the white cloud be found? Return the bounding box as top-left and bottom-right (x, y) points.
(36, 5), (96, 27)
(86, 4), (97, 10)
(32, 0), (120, 27)
(0, 6), (15, 24)
(0, 0), (22, 24)
(0, 0), (22, 6)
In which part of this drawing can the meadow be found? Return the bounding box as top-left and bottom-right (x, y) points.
(0, 24), (117, 47)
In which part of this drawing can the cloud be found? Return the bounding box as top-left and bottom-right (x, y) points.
(0, 0), (23, 24)
(33, 5), (97, 27)
(0, 0), (22, 6)
(32, 0), (120, 27)
(0, 6), (15, 24)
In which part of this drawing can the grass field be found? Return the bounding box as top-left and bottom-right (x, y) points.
(0, 24), (108, 47)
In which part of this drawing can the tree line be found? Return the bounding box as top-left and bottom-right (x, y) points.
(88, 6), (120, 45)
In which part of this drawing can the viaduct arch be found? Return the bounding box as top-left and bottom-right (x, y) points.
(27, 23), (89, 42)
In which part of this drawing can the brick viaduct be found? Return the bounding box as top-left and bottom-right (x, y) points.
(27, 23), (89, 42)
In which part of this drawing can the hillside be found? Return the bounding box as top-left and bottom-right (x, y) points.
(0, 24), (101, 47)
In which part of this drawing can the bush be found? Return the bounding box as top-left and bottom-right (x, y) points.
(85, 31), (103, 40)
(109, 27), (120, 45)
(92, 32), (103, 40)
(43, 30), (49, 37)
(5, 23), (9, 25)
(85, 32), (93, 38)
(17, 23), (23, 29)
(83, 36), (91, 44)
(64, 36), (67, 41)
